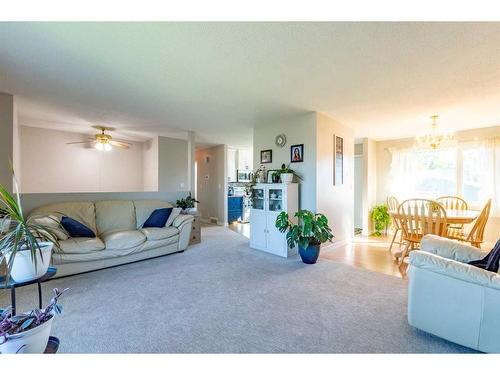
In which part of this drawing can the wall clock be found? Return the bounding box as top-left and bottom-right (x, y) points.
(275, 134), (287, 148)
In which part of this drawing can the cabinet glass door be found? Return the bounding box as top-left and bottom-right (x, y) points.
(268, 188), (284, 212)
(251, 188), (265, 210)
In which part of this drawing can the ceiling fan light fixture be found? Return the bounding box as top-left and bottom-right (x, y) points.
(104, 143), (112, 152)
(94, 142), (104, 151)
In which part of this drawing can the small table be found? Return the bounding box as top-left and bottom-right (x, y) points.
(0, 267), (57, 315)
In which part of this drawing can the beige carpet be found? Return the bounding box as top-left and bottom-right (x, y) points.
(0, 226), (476, 353)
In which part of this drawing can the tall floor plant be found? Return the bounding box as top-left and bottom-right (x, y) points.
(0, 165), (60, 283)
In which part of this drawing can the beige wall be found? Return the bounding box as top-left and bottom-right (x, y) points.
(158, 136), (189, 193)
(362, 138), (377, 235)
(196, 145), (227, 224)
(316, 113), (355, 246)
(375, 125), (500, 244)
(0, 93), (14, 191)
(253, 112), (318, 211)
(20, 126), (145, 193)
(143, 137), (159, 191)
(252, 112), (354, 246)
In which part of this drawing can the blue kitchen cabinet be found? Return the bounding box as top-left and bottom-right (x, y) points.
(228, 196), (243, 223)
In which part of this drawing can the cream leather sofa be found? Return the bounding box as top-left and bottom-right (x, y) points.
(30, 200), (194, 277)
(408, 235), (499, 353)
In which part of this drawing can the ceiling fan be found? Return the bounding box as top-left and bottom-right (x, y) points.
(66, 126), (132, 151)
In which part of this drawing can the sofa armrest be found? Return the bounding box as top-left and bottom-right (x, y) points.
(420, 234), (487, 263)
(172, 214), (193, 228)
(409, 250), (500, 290)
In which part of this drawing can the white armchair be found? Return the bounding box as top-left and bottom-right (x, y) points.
(408, 235), (500, 353)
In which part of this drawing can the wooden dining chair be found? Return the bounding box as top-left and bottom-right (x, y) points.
(387, 196), (403, 258)
(436, 196), (468, 230)
(447, 199), (492, 249)
(397, 199), (448, 265)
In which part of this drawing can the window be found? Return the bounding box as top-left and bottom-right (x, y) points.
(389, 138), (499, 213)
(462, 147), (483, 205)
(412, 148), (457, 198)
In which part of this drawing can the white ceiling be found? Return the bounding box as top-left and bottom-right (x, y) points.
(0, 22), (499, 147)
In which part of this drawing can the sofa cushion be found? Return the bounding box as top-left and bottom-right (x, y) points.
(101, 230), (146, 250)
(134, 200), (173, 228)
(143, 208), (172, 228)
(30, 215), (69, 240)
(29, 201), (96, 234)
(95, 200), (136, 236)
(165, 207), (182, 227)
(61, 216), (96, 238)
(140, 226), (179, 241)
(56, 237), (105, 254)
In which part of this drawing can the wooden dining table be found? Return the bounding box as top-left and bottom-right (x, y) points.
(389, 209), (480, 225)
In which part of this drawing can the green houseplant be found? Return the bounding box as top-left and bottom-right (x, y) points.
(0, 168), (61, 284)
(278, 163), (302, 183)
(275, 210), (334, 264)
(176, 193), (199, 213)
(370, 204), (391, 237)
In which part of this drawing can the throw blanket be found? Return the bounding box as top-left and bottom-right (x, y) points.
(468, 239), (500, 273)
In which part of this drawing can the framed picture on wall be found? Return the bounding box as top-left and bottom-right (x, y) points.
(260, 149), (272, 163)
(290, 144), (304, 163)
(334, 135), (343, 185)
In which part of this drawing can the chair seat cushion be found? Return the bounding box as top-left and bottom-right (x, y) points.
(101, 230), (146, 250)
(56, 237), (105, 254)
(140, 226), (179, 241)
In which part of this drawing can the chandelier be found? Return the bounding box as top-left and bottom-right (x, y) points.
(415, 115), (455, 150)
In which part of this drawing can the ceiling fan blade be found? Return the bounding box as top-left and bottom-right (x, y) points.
(109, 140), (130, 149)
(66, 141), (94, 145)
(112, 139), (133, 145)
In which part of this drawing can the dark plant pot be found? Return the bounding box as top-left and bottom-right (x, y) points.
(298, 243), (321, 264)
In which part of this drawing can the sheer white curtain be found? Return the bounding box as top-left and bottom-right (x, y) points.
(388, 147), (419, 200)
(481, 137), (500, 216)
(388, 138), (500, 215)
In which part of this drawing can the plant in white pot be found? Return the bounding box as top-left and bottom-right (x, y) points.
(0, 170), (61, 283)
(278, 164), (302, 184)
(176, 193), (200, 214)
(0, 287), (68, 353)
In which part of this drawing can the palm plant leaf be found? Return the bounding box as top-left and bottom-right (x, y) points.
(0, 164), (60, 284)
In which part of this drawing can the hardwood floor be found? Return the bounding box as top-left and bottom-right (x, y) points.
(320, 235), (408, 278)
(228, 221), (250, 239)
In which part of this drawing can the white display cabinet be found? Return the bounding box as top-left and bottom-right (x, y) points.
(249, 183), (299, 257)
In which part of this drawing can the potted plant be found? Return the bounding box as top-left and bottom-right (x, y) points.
(0, 171), (61, 283)
(278, 163), (302, 183)
(244, 165), (265, 196)
(0, 287), (68, 354)
(370, 204), (391, 237)
(275, 210), (334, 264)
(176, 193), (200, 214)
(271, 171), (281, 183)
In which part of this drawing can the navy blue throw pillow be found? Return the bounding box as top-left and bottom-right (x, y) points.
(61, 216), (96, 238)
(468, 239), (500, 273)
(143, 208), (172, 228)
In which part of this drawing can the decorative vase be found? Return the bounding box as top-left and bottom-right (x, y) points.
(280, 173), (293, 183)
(298, 243), (321, 264)
(6, 242), (53, 283)
(0, 313), (54, 354)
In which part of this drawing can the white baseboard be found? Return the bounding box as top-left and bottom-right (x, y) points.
(199, 217), (225, 226)
(321, 237), (352, 250)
